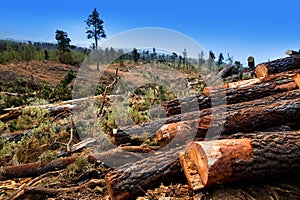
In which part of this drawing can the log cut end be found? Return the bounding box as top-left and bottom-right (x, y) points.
(294, 73), (300, 89)
(203, 85), (225, 95)
(184, 139), (253, 188)
(255, 64), (268, 78)
(179, 152), (205, 191)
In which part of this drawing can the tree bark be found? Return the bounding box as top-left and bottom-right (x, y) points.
(156, 98), (300, 145)
(217, 65), (234, 78)
(180, 131), (300, 190)
(114, 89), (300, 145)
(105, 146), (185, 200)
(255, 56), (300, 78)
(93, 145), (160, 168)
(163, 70), (298, 117)
(1, 155), (96, 179)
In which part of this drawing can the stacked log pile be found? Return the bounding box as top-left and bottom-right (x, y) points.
(106, 55), (300, 199)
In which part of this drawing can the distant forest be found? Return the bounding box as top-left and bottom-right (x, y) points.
(0, 39), (89, 65)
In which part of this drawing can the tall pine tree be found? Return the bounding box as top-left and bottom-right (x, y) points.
(85, 8), (106, 71)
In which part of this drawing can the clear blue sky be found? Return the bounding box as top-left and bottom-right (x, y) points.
(1, 0), (300, 65)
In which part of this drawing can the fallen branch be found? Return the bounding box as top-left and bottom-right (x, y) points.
(57, 138), (97, 157)
(0, 95), (105, 122)
(2, 155), (96, 179)
(0, 92), (19, 96)
(23, 179), (105, 196)
(98, 68), (119, 117)
(7, 170), (64, 200)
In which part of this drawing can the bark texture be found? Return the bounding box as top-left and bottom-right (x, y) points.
(156, 98), (300, 145)
(180, 131), (300, 190)
(2, 155), (95, 179)
(114, 90), (300, 145)
(105, 146), (185, 200)
(255, 57), (300, 78)
(163, 70), (298, 117)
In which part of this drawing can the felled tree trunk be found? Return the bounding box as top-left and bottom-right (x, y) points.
(93, 145), (160, 168)
(114, 90), (300, 145)
(180, 131), (300, 190)
(217, 65), (234, 78)
(156, 98), (300, 145)
(255, 56), (300, 78)
(105, 146), (185, 200)
(0, 95), (104, 121)
(163, 70), (298, 117)
(2, 155), (95, 179)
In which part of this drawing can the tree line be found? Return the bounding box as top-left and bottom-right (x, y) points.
(0, 7), (248, 74)
(0, 39), (88, 65)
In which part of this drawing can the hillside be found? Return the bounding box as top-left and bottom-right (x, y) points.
(0, 57), (300, 200)
(0, 61), (78, 86)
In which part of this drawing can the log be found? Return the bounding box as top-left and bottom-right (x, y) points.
(105, 146), (185, 200)
(1, 155), (96, 179)
(93, 145), (160, 168)
(164, 70), (298, 117)
(294, 73), (300, 88)
(255, 56), (300, 78)
(286, 49), (300, 57)
(180, 131), (300, 190)
(217, 65), (234, 78)
(0, 95), (105, 121)
(114, 89), (300, 145)
(156, 98), (300, 145)
(0, 124), (72, 144)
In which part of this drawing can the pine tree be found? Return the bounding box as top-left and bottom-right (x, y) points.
(85, 8), (106, 71)
(55, 30), (71, 53)
(217, 53), (224, 67)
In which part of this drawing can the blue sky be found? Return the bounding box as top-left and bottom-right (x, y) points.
(1, 0), (300, 65)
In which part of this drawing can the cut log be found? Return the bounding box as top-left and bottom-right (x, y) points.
(156, 98), (300, 145)
(164, 70), (298, 117)
(180, 131), (300, 190)
(105, 146), (185, 200)
(294, 73), (300, 89)
(286, 49), (300, 57)
(114, 89), (300, 145)
(255, 56), (300, 78)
